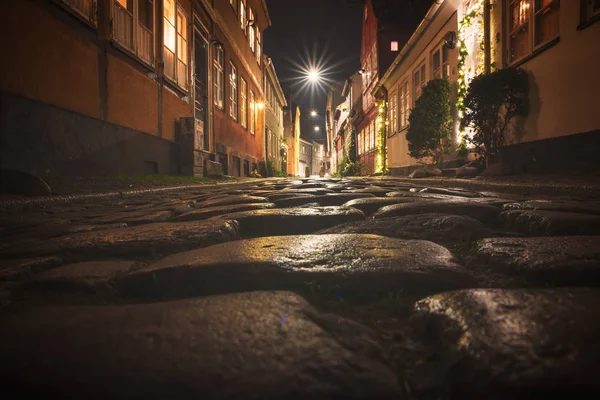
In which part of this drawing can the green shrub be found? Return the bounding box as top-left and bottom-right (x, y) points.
(460, 68), (529, 165)
(406, 78), (453, 166)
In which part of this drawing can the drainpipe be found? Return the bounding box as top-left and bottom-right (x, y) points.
(380, 85), (388, 174)
(484, 0), (491, 74)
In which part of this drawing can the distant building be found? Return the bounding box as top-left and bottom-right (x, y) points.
(376, 0), (600, 174)
(284, 105), (301, 176)
(0, 0), (274, 178)
(263, 55), (288, 173)
(298, 137), (313, 176)
(311, 139), (325, 176)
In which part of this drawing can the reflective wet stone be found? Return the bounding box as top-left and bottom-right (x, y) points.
(374, 201), (501, 224)
(196, 195), (270, 208)
(0, 256), (65, 281)
(502, 200), (600, 215)
(409, 288), (600, 398)
(209, 207), (365, 237)
(0, 220), (240, 258)
(342, 197), (427, 215)
(173, 203), (276, 221)
(116, 234), (476, 299)
(318, 214), (495, 246)
(499, 210), (600, 236)
(0, 291), (402, 398)
(474, 236), (600, 285)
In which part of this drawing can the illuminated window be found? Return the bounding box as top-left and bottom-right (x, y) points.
(358, 130), (363, 155)
(413, 62), (426, 104)
(370, 44), (377, 77)
(240, 78), (248, 128)
(164, 1), (188, 89)
(431, 43), (449, 79)
(249, 8), (255, 52)
(230, 63), (238, 121)
(388, 91), (397, 134)
(256, 29), (262, 63)
(398, 79), (410, 129)
(249, 90), (256, 134)
(213, 46), (224, 109)
(110, 1), (153, 64)
(59, 0), (97, 25)
(391, 41), (399, 51)
(240, 0), (246, 33)
(507, 0), (559, 63)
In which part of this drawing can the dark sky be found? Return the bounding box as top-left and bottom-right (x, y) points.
(264, 0), (364, 141)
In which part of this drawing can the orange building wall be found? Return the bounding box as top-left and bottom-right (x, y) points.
(107, 55), (159, 136)
(0, 1), (100, 119)
(162, 88), (192, 142)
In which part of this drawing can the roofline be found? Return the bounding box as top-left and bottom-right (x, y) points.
(262, 0), (272, 26)
(264, 54), (288, 107)
(374, 0), (445, 95)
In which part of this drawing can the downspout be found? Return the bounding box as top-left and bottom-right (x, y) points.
(484, 0), (491, 74)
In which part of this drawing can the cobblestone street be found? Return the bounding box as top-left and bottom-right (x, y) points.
(2, 177), (600, 398)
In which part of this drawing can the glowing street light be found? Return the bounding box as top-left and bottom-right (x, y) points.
(307, 69), (320, 83)
(310, 110), (317, 117)
(314, 126), (320, 132)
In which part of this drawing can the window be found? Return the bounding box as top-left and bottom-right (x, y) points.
(60, 0), (97, 25)
(230, 63), (238, 121)
(391, 41), (399, 51)
(249, 90), (256, 134)
(370, 44), (377, 78)
(364, 4), (368, 21)
(164, 1), (188, 89)
(230, 0), (237, 14)
(413, 62), (426, 103)
(111, 1), (153, 64)
(358, 130), (363, 155)
(240, 78), (248, 128)
(256, 29), (262, 63)
(240, 0), (246, 33)
(398, 79), (410, 129)
(587, 0), (600, 19)
(213, 45), (224, 109)
(431, 44), (449, 79)
(388, 91), (397, 134)
(248, 8), (255, 53)
(507, 0), (559, 63)
(369, 120), (376, 151)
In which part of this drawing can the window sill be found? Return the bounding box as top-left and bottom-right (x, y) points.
(53, 0), (97, 30)
(388, 126), (408, 138)
(163, 75), (189, 97)
(508, 36), (560, 68)
(577, 13), (600, 30)
(110, 40), (155, 73)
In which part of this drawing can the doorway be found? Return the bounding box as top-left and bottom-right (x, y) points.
(193, 24), (209, 151)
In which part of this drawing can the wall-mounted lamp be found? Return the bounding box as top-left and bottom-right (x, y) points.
(246, 19), (256, 27)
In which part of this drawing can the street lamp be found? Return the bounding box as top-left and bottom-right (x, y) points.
(310, 110), (317, 117)
(307, 69), (320, 83)
(314, 126), (320, 132)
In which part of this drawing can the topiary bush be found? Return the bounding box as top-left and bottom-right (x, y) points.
(460, 68), (529, 165)
(406, 78), (453, 166)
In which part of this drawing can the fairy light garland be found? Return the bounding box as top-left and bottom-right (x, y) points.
(375, 100), (386, 174)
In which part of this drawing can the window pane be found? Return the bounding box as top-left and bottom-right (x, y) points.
(138, 0), (153, 31)
(534, 0), (559, 46)
(164, 0), (175, 24)
(432, 49), (441, 78)
(511, 0), (530, 30)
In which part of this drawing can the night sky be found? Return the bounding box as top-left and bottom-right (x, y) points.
(265, 0), (364, 141)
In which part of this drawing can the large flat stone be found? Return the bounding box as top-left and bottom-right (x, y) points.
(173, 203), (275, 221)
(386, 191), (468, 201)
(409, 288), (600, 398)
(374, 201), (501, 224)
(116, 234), (476, 300)
(499, 210), (600, 235)
(342, 197), (427, 215)
(209, 207), (365, 237)
(0, 220), (240, 258)
(318, 214), (495, 246)
(0, 291), (402, 398)
(474, 236), (600, 285)
(502, 200), (600, 215)
(196, 195), (270, 208)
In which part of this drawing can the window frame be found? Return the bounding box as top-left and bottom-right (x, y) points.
(589, 0), (600, 19)
(240, 77), (248, 129)
(398, 79), (410, 131)
(249, 90), (256, 134)
(412, 61), (426, 106)
(248, 8), (256, 53)
(256, 29), (262, 64)
(430, 41), (449, 80)
(163, 1), (189, 90)
(388, 91), (398, 135)
(213, 45), (225, 110)
(57, 0), (98, 26)
(111, 0), (155, 67)
(229, 62), (238, 121)
(506, 0), (560, 65)
(230, 0), (238, 15)
(240, 0), (246, 34)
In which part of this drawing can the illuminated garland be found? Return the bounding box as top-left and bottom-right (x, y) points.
(457, 1), (485, 142)
(375, 100), (386, 174)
